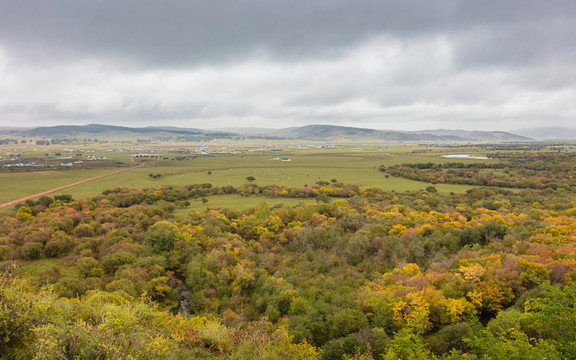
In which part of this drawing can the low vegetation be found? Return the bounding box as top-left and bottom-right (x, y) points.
(379, 151), (576, 190)
(2, 145), (576, 359)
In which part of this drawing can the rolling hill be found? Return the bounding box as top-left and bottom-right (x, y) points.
(512, 127), (576, 140)
(19, 124), (231, 139)
(5, 123), (532, 141)
(412, 129), (530, 142)
(268, 125), (530, 141)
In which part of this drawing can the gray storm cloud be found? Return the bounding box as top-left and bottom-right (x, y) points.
(0, 0), (574, 130)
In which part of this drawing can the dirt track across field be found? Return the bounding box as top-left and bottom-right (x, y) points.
(0, 162), (144, 209)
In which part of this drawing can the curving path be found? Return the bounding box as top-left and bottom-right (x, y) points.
(0, 160), (144, 209)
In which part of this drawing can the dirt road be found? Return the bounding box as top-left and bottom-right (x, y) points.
(0, 162), (144, 209)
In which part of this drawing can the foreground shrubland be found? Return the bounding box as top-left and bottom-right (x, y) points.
(0, 266), (319, 359)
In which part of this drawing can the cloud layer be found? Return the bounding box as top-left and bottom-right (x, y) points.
(1, 0), (575, 130)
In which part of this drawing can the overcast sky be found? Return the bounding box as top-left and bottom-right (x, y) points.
(0, 1), (575, 131)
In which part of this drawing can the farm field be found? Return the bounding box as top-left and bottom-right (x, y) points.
(1, 141), (491, 211)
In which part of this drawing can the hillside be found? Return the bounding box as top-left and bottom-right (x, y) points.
(8, 123), (532, 142)
(21, 124), (231, 139)
(270, 124), (531, 141)
(268, 125), (414, 140)
(413, 129), (530, 141)
(208, 127), (278, 136)
(512, 127), (576, 140)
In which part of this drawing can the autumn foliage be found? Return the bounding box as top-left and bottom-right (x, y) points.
(3, 150), (576, 358)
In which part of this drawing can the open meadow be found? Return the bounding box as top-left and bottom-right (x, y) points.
(0, 140), (497, 213)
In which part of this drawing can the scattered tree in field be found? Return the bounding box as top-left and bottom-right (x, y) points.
(246, 176), (256, 182)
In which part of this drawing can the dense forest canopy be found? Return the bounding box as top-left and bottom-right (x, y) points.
(2, 149), (576, 359)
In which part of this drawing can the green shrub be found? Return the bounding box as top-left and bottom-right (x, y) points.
(322, 334), (366, 360)
(20, 242), (43, 260)
(101, 251), (137, 273)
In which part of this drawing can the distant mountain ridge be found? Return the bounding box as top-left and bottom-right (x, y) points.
(18, 124), (237, 140)
(512, 127), (576, 140)
(24, 124), (207, 137)
(411, 129), (529, 141)
(268, 125), (530, 141)
(208, 127), (276, 136)
(5, 123), (532, 141)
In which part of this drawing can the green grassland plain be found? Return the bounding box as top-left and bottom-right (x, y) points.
(0, 140), (496, 212)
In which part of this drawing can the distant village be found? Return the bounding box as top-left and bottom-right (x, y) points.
(0, 142), (391, 171)
(1, 148), (109, 170)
